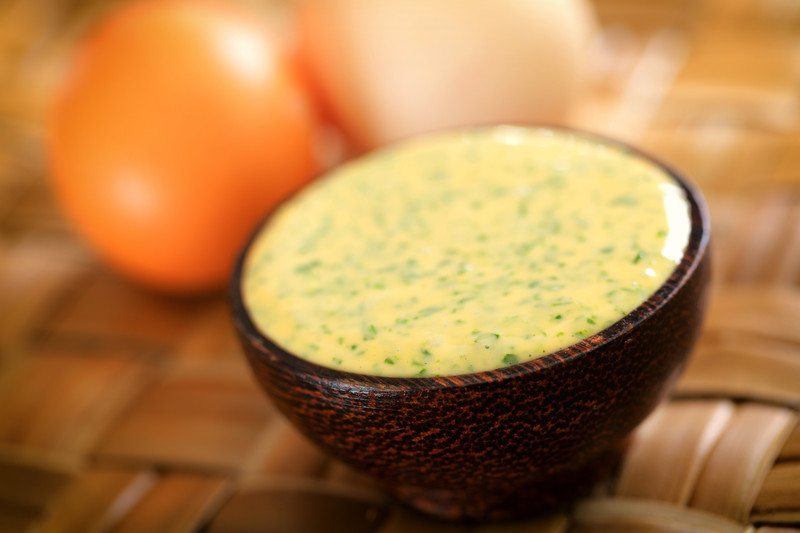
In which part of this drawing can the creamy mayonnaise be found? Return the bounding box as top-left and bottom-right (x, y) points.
(243, 127), (690, 376)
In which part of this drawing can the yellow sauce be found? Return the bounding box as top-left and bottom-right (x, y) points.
(243, 127), (690, 377)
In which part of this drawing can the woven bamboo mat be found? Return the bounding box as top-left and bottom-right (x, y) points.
(1, 0), (799, 531)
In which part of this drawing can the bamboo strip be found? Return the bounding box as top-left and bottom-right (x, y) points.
(571, 497), (744, 532)
(616, 400), (734, 504)
(752, 462), (800, 512)
(689, 404), (797, 522)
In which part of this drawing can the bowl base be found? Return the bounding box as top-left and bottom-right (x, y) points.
(390, 445), (623, 522)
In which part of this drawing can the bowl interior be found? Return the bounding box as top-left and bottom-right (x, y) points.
(230, 125), (711, 391)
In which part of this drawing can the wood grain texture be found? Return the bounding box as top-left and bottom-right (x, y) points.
(40, 271), (206, 348)
(108, 472), (230, 533)
(37, 467), (157, 533)
(572, 498), (745, 532)
(0, 236), (87, 349)
(677, 338), (800, 406)
(0, 0), (799, 530)
(616, 400), (734, 504)
(207, 479), (387, 533)
(753, 462), (800, 512)
(243, 415), (328, 478)
(0, 445), (78, 515)
(778, 424), (800, 461)
(689, 404), (797, 521)
(95, 362), (273, 473)
(704, 287), (800, 345)
(0, 348), (152, 456)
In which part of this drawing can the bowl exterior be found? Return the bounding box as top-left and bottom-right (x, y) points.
(236, 249), (710, 520)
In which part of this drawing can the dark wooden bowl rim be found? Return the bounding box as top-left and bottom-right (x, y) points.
(230, 124), (710, 392)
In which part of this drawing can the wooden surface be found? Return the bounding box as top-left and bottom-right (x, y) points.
(0, 0), (799, 531)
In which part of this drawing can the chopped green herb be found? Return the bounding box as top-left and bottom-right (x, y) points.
(516, 242), (535, 256)
(416, 306), (445, 318)
(295, 260), (321, 274)
(611, 195), (638, 206)
(363, 324), (378, 340)
(502, 353), (519, 365)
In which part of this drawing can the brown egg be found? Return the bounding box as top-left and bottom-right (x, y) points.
(48, 1), (319, 293)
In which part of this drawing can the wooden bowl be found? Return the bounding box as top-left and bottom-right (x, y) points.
(230, 127), (711, 521)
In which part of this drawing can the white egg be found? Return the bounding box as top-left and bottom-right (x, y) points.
(299, 0), (597, 148)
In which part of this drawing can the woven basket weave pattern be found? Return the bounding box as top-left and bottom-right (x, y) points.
(0, 0), (798, 531)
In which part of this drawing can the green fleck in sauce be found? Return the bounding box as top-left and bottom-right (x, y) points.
(243, 127), (691, 377)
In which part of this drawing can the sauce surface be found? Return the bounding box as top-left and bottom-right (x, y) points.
(243, 127), (690, 377)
